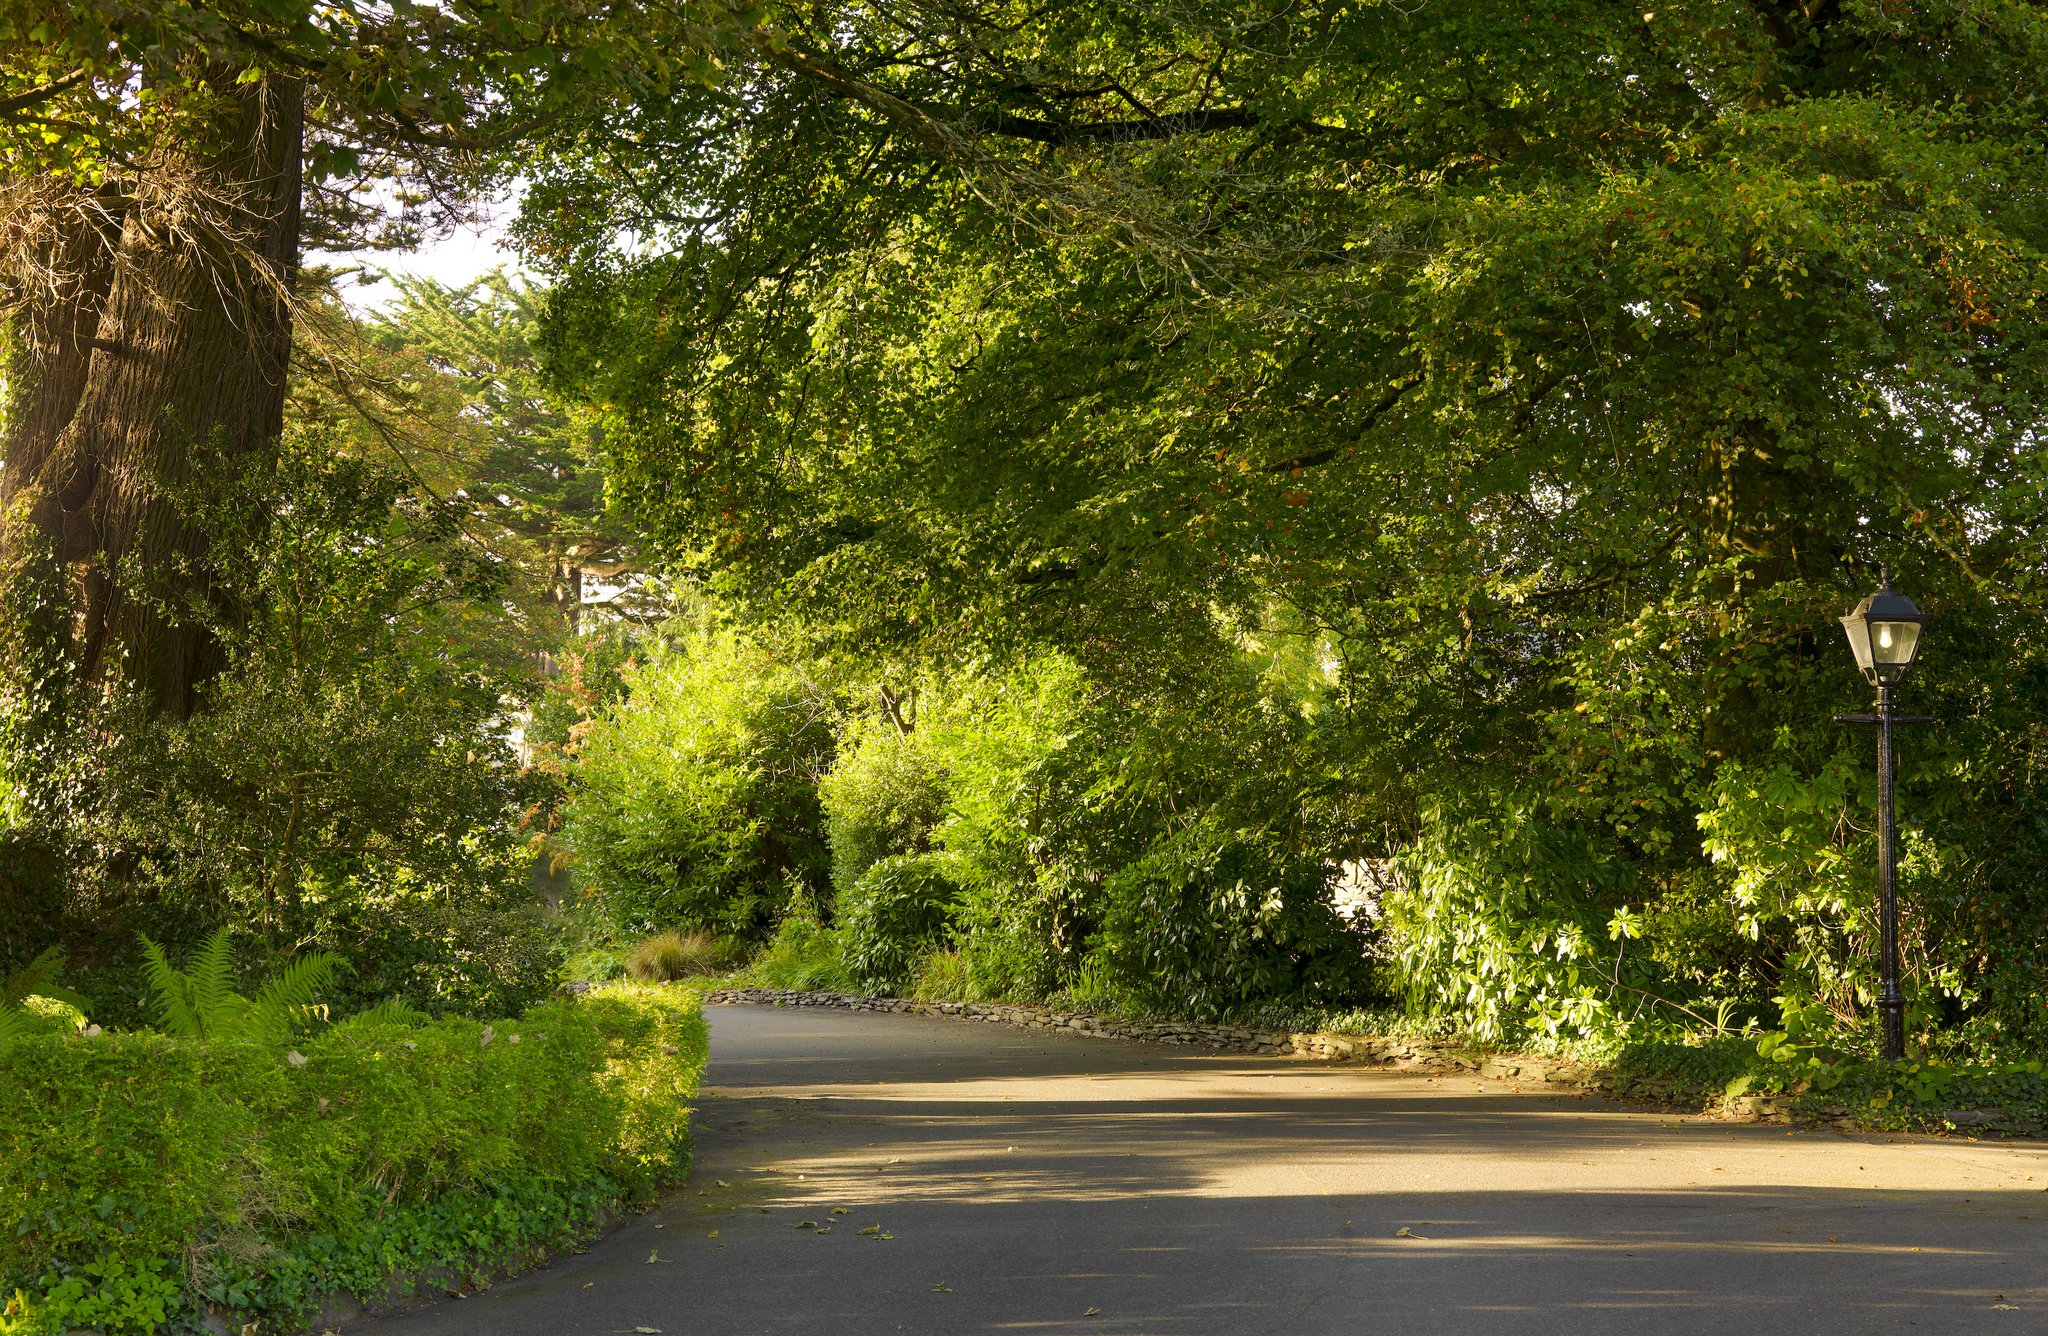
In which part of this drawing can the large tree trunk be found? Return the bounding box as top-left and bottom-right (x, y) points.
(0, 187), (123, 747)
(1, 66), (303, 722)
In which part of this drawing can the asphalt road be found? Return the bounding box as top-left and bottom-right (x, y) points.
(358, 1002), (2048, 1336)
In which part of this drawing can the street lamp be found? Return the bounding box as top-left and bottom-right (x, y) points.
(1836, 572), (1931, 1062)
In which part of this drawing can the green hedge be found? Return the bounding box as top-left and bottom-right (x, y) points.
(0, 983), (706, 1335)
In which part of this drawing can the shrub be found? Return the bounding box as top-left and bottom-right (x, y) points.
(1381, 801), (1632, 1046)
(0, 982), (705, 1335)
(818, 711), (949, 894)
(628, 929), (727, 981)
(840, 854), (963, 995)
(313, 889), (567, 1020)
(561, 629), (834, 939)
(0, 438), (552, 978)
(739, 904), (852, 993)
(1092, 820), (1374, 1021)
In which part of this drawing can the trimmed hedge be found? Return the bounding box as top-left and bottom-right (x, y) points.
(0, 983), (706, 1335)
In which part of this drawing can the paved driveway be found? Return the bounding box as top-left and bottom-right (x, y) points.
(359, 1003), (2048, 1335)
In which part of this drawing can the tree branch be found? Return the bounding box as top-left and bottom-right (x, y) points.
(968, 107), (1259, 146)
(0, 69), (90, 118)
(1263, 373), (1422, 473)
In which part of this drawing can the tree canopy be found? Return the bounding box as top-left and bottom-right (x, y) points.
(528, 0), (2048, 1043)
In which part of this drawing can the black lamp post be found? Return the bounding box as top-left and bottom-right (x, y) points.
(1835, 573), (1931, 1062)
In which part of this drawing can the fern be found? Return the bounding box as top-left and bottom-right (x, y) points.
(188, 929), (239, 1038)
(139, 930), (339, 1043)
(4, 947), (62, 1007)
(246, 952), (344, 1043)
(140, 933), (208, 1039)
(349, 998), (430, 1029)
(0, 948), (93, 1046)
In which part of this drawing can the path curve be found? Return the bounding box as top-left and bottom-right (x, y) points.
(358, 1002), (2048, 1336)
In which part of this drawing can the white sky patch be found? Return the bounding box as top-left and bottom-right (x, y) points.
(318, 190), (529, 312)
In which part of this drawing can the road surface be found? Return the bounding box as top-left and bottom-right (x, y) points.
(358, 1002), (2048, 1335)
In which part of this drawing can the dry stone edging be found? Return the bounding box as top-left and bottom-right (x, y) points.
(703, 987), (2037, 1138)
(705, 985), (1585, 1087)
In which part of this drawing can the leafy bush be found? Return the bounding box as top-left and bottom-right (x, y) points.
(1382, 801), (1635, 1046)
(839, 853), (964, 994)
(818, 711), (949, 894)
(926, 657), (1110, 1000)
(561, 628), (834, 939)
(0, 438), (553, 994)
(1091, 820), (1373, 1020)
(312, 887), (566, 1020)
(0, 982), (704, 1336)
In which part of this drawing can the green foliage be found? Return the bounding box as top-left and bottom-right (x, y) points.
(527, 0), (2048, 1064)
(310, 888), (565, 1021)
(137, 929), (341, 1045)
(0, 950), (90, 1047)
(0, 982), (705, 1334)
(2, 431), (554, 989)
(737, 906), (852, 994)
(1612, 1029), (2048, 1137)
(909, 948), (972, 1002)
(627, 929), (733, 981)
(561, 627), (834, 939)
(1092, 821), (1372, 1021)
(1383, 803), (1635, 1046)
(922, 657), (1109, 1001)
(839, 854), (964, 995)
(818, 708), (949, 894)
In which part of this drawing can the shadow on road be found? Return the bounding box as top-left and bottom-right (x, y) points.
(358, 1003), (2048, 1336)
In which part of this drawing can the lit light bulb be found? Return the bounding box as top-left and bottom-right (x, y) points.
(1878, 626), (1893, 650)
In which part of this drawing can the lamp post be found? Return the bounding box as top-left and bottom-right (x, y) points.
(1835, 573), (1930, 1062)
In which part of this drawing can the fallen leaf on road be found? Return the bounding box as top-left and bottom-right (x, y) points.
(1084, 1307), (1101, 1316)
(930, 1284), (952, 1293)
(858, 1226), (881, 1235)
(1394, 1227), (1431, 1239)
(715, 1180), (730, 1188)
(645, 1250), (663, 1264)
(794, 1221), (817, 1230)
(582, 1283), (594, 1290)
(831, 1207), (850, 1215)
(707, 1230), (719, 1239)
(816, 1227), (832, 1234)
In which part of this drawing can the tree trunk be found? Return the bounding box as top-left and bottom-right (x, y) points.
(0, 188), (123, 747)
(1, 66), (303, 722)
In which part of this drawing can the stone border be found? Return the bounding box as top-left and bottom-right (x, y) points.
(707, 987), (2047, 1138)
(705, 986), (1587, 1086)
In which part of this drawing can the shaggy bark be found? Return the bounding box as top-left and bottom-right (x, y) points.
(0, 67), (303, 720)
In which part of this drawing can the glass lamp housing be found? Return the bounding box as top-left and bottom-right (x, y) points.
(1840, 580), (1927, 685)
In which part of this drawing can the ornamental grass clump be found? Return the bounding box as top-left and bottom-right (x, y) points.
(627, 929), (724, 981)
